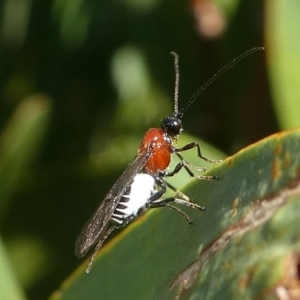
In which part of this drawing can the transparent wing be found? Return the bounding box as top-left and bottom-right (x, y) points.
(75, 150), (152, 257)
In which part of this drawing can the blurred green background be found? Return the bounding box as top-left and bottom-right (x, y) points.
(0, 0), (299, 299)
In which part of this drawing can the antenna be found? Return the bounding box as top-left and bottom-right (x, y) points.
(175, 46), (265, 119)
(170, 51), (180, 115)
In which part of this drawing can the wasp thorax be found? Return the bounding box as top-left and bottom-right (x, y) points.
(161, 117), (182, 137)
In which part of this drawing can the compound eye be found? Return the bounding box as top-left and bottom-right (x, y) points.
(161, 117), (182, 136)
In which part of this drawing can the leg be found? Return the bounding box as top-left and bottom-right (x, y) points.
(174, 142), (223, 164)
(175, 152), (207, 172)
(150, 195), (205, 212)
(175, 152), (218, 180)
(155, 176), (196, 203)
(160, 158), (218, 181)
(160, 144), (220, 181)
(154, 176), (191, 202)
(149, 200), (192, 224)
(146, 176), (205, 224)
(86, 224), (117, 273)
(152, 177), (205, 210)
(163, 179), (192, 202)
(149, 194), (204, 224)
(147, 185), (166, 203)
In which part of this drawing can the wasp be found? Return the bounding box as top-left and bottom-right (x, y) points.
(75, 47), (263, 273)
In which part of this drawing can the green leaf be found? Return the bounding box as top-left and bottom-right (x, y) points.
(265, 0), (300, 129)
(0, 94), (52, 220)
(51, 127), (300, 300)
(0, 237), (27, 300)
(0, 94), (52, 299)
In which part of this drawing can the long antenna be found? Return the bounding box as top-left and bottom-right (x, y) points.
(175, 46), (265, 119)
(170, 51), (180, 115)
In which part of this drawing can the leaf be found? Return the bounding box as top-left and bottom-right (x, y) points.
(0, 237), (27, 300)
(0, 94), (52, 299)
(0, 94), (52, 220)
(265, 0), (300, 129)
(51, 127), (300, 300)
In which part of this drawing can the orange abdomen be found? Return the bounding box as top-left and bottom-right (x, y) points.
(138, 128), (172, 175)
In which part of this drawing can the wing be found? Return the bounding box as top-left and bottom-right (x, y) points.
(75, 149), (152, 257)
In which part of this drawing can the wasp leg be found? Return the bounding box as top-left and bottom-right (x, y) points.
(151, 192), (205, 211)
(175, 152), (207, 172)
(147, 186), (166, 203)
(176, 152), (219, 180)
(86, 224), (117, 273)
(155, 177), (205, 210)
(149, 193), (204, 222)
(172, 197), (205, 211)
(164, 179), (191, 202)
(160, 160), (217, 181)
(147, 180), (193, 223)
(154, 176), (190, 202)
(174, 142), (223, 164)
(150, 199), (192, 224)
(160, 144), (220, 181)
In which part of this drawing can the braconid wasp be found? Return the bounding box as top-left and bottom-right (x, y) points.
(75, 47), (264, 273)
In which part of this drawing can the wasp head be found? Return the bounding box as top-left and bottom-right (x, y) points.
(161, 116), (182, 139)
